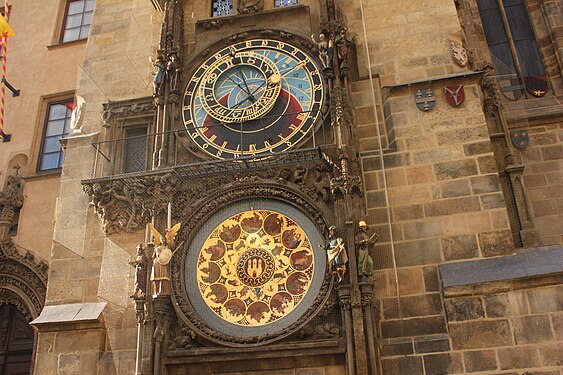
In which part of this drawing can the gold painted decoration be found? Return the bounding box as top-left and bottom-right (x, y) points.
(196, 209), (315, 326)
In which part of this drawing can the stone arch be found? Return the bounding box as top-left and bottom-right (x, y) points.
(0, 240), (48, 322)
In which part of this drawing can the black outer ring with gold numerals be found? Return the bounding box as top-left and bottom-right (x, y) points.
(182, 38), (325, 160)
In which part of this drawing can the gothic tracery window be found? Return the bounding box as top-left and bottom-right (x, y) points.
(477, 0), (546, 97)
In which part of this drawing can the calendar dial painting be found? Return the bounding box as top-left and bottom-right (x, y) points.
(196, 210), (315, 326)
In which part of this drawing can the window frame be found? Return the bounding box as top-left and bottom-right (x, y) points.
(211, 0), (233, 17)
(36, 98), (75, 173)
(476, 0), (548, 97)
(274, 0), (298, 7)
(59, 0), (94, 44)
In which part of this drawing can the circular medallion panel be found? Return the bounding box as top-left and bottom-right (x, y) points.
(186, 200), (326, 339)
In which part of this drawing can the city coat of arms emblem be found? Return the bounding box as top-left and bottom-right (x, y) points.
(523, 76), (549, 98)
(414, 88), (435, 111)
(444, 84), (465, 107)
(498, 74), (524, 101)
(510, 130), (530, 150)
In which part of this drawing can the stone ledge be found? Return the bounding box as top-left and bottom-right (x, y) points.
(31, 302), (107, 327)
(439, 246), (563, 296)
(166, 339), (344, 364)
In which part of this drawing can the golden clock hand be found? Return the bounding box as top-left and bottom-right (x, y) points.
(225, 74), (249, 94)
(237, 66), (253, 97)
(279, 61), (306, 78)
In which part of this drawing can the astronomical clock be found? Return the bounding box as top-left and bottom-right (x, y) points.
(82, 1), (372, 373)
(168, 30), (337, 348)
(182, 38), (325, 159)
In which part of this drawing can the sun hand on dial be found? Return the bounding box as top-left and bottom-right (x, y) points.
(183, 38), (325, 160)
(200, 53), (282, 123)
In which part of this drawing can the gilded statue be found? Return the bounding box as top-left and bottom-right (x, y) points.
(150, 223), (181, 297)
(320, 225), (348, 282)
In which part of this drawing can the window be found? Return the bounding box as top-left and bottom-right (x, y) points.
(61, 0), (94, 43)
(477, 0), (546, 98)
(275, 0), (298, 6)
(38, 100), (74, 172)
(123, 128), (148, 173)
(212, 0), (233, 17)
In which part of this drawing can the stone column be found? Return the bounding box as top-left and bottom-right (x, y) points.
(360, 281), (378, 375)
(152, 297), (171, 375)
(133, 298), (146, 375)
(338, 285), (355, 375)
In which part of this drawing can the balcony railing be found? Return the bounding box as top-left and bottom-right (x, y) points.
(89, 127), (336, 180)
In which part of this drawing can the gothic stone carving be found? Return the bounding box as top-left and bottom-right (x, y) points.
(101, 99), (155, 128)
(238, 0), (264, 14)
(0, 240), (48, 321)
(82, 162), (336, 234)
(0, 168), (24, 229)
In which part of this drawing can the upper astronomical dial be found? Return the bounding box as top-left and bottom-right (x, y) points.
(200, 52), (282, 123)
(183, 38), (325, 159)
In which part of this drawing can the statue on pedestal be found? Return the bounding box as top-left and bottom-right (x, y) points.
(354, 221), (377, 280)
(320, 225), (348, 282)
(150, 223), (181, 297)
(334, 27), (355, 70)
(311, 32), (333, 69)
(129, 244), (148, 298)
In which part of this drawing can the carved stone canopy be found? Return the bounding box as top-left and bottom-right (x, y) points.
(82, 147), (339, 234)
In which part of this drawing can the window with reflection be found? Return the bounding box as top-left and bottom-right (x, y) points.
(61, 0), (95, 43)
(38, 100), (74, 172)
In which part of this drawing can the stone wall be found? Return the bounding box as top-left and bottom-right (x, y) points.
(33, 0), (159, 374)
(380, 280), (563, 374)
(521, 123), (563, 246)
(341, 0), (464, 83)
(1, 0), (86, 262)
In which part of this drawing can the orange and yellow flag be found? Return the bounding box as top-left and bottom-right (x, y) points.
(0, 14), (14, 38)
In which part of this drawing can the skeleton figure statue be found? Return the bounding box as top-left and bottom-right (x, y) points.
(311, 32), (333, 69)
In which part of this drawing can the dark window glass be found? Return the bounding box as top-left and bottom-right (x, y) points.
(38, 100), (73, 172)
(123, 128), (147, 173)
(62, 0), (95, 42)
(477, 0), (545, 78)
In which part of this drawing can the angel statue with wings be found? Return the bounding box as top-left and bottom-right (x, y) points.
(149, 222), (181, 297)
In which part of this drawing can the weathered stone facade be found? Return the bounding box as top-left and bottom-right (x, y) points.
(0, 0), (557, 374)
